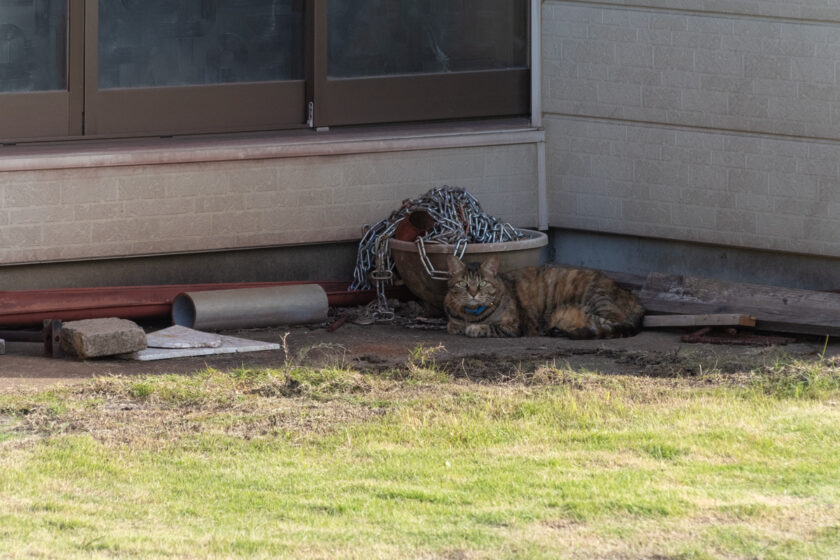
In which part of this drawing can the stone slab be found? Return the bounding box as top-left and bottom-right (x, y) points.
(119, 334), (280, 361)
(145, 325), (223, 349)
(60, 318), (147, 359)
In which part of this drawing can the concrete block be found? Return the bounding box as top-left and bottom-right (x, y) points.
(60, 318), (147, 359)
(653, 45), (695, 71)
(597, 82), (642, 106)
(563, 39), (615, 65)
(744, 54), (791, 80)
(642, 86), (682, 110)
(716, 209), (757, 234)
(622, 200), (671, 225)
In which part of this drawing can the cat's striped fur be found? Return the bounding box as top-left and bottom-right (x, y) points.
(444, 256), (644, 339)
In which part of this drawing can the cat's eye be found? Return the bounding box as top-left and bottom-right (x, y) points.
(479, 281), (487, 287)
(456, 281), (466, 288)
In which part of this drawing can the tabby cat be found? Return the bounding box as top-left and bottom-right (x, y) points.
(444, 256), (644, 339)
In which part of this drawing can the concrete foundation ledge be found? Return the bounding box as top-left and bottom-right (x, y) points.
(0, 119), (542, 172)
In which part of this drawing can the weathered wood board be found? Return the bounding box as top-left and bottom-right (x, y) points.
(643, 313), (755, 328)
(639, 273), (840, 336)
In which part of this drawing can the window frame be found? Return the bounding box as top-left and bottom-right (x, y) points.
(0, 0), (530, 142)
(0, 0), (84, 142)
(82, 0), (308, 137)
(310, 0), (530, 128)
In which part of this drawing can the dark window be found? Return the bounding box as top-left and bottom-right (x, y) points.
(86, 0), (306, 136)
(98, 0), (304, 88)
(0, 0), (67, 92)
(0, 0), (82, 140)
(317, 0), (529, 127)
(0, 0), (529, 141)
(327, 0), (526, 78)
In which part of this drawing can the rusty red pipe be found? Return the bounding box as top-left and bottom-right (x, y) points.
(0, 281), (403, 327)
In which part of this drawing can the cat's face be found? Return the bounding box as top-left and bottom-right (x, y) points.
(446, 255), (503, 310)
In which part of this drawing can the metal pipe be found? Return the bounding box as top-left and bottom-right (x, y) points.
(530, 0), (548, 231)
(0, 281), (408, 327)
(172, 285), (329, 331)
(537, 139), (548, 231)
(530, 0), (542, 129)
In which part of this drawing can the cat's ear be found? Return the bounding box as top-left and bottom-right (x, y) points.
(447, 255), (466, 275)
(481, 255), (500, 276)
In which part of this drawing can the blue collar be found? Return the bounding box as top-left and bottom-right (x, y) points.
(463, 306), (488, 316)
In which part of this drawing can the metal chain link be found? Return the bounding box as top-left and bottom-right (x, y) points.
(349, 185), (524, 321)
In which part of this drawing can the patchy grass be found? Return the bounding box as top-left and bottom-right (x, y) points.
(1, 352), (839, 559)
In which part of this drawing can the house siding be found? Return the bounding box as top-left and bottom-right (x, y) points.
(0, 144), (538, 266)
(544, 0), (840, 259)
(7, 1), (840, 282)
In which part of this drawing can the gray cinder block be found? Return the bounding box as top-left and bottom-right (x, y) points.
(60, 318), (146, 359)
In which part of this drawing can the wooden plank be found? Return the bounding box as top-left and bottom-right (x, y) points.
(639, 273), (840, 336)
(600, 270), (646, 292)
(643, 313), (756, 328)
(554, 265), (646, 293)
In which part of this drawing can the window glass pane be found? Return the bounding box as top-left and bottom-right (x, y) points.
(99, 0), (304, 89)
(0, 0), (66, 92)
(328, 0), (527, 79)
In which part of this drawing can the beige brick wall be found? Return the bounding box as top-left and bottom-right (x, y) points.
(0, 144), (537, 265)
(545, 3), (840, 139)
(547, 116), (840, 255)
(544, 0), (840, 258)
(565, 0), (840, 21)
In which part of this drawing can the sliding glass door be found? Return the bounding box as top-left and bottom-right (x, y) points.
(84, 0), (306, 136)
(0, 0), (82, 141)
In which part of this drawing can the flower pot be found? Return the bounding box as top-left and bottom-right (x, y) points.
(390, 229), (548, 309)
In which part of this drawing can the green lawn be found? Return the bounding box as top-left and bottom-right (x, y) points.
(1, 351), (839, 559)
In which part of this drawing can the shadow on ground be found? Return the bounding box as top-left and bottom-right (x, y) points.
(1, 318), (831, 389)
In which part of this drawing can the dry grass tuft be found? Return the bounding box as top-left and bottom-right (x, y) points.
(2, 368), (389, 448)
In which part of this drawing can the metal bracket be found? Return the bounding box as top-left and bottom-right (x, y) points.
(44, 319), (64, 358)
(307, 101), (314, 128)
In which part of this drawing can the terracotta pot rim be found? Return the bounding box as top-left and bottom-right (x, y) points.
(389, 229), (547, 255)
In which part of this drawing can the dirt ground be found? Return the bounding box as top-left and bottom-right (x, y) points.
(1, 309), (834, 389)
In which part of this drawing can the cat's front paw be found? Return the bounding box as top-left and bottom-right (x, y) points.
(447, 320), (466, 335)
(549, 326), (594, 339)
(465, 324), (491, 338)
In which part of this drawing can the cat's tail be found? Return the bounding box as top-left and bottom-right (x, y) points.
(603, 291), (645, 338)
(579, 287), (645, 340)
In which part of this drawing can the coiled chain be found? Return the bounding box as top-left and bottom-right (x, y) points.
(349, 185), (523, 321)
